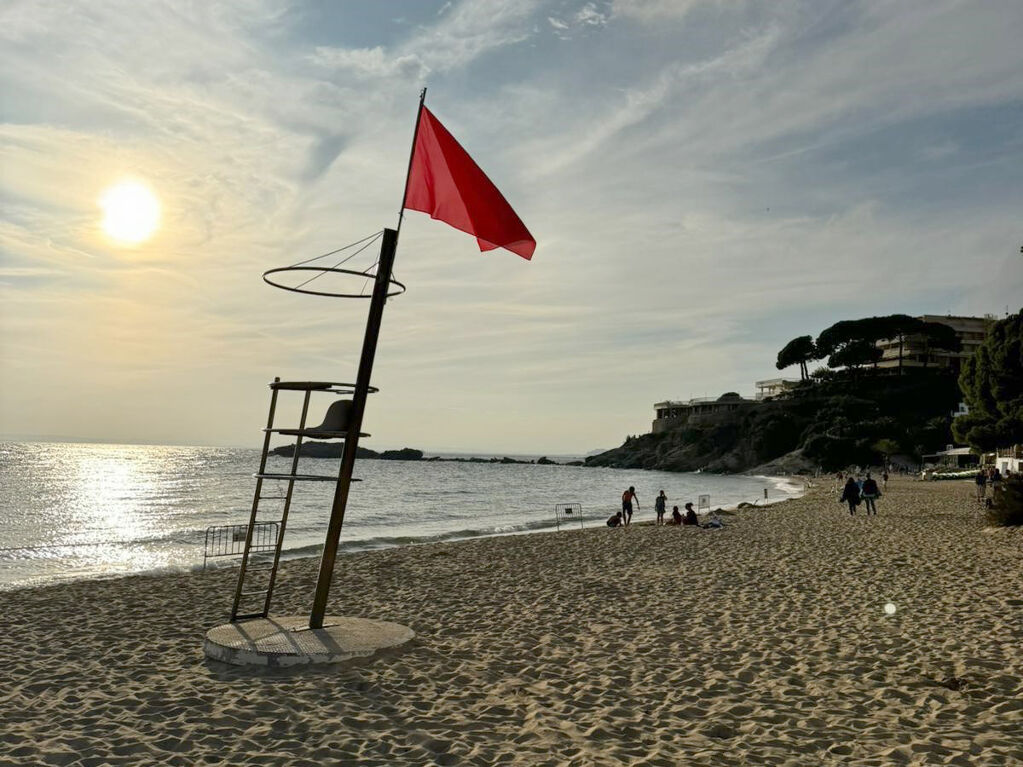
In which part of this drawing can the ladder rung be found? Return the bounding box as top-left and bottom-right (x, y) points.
(254, 473), (362, 482)
(258, 495), (287, 500)
(233, 612), (267, 621)
(241, 589), (269, 597)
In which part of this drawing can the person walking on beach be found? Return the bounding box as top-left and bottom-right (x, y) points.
(990, 468), (1003, 500)
(882, 470), (889, 491)
(975, 469), (987, 503)
(840, 476), (860, 515)
(861, 473), (881, 515)
(655, 490), (667, 525)
(621, 487), (638, 526)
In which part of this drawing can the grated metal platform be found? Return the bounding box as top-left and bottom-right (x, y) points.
(203, 615), (414, 667)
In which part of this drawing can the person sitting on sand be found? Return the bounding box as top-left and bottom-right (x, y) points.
(702, 512), (723, 529)
(683, 503), (699, 526)
(607, 511), (623, 528)
(655, 490), (667, 525)
(621, 486), (639, 526)
(670, 506), (683, 525)
(861, 473), (881, 515)
(840, 476), (860, 515)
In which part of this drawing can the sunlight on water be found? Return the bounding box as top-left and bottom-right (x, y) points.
(73, 451), (154, 541)
(0, 441), (802, 590)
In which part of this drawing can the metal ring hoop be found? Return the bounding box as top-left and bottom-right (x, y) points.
(262, 266), (407, 299)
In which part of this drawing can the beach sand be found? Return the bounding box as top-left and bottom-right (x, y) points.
(1, 478), (1021, 766)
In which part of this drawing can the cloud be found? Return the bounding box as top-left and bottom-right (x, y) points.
(612, 0), (715, 23)
(548, 1), (611, 38)
(576, 3), (610, 27)
(1, 0), (1021, 452)
(310, 46), (429, 80)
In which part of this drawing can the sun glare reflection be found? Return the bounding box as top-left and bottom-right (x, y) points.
(70, 449), (162, 572)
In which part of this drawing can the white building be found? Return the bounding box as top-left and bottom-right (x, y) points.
(754, 378), (800, 401)
(875, 315), (989, 374)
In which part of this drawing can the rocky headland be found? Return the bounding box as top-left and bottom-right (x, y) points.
(269, 441), (581, 465)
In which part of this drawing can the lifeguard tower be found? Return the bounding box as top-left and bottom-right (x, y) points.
(203, 89), (535, 667)
(202, 229), (415, 667)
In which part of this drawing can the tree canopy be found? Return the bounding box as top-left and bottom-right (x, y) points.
(953, 309), (1023, 451)
(827, 339), (883, 370)
(776, 335), (818, 380)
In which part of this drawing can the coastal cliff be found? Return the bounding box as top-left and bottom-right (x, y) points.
(587, 370), (961, 474)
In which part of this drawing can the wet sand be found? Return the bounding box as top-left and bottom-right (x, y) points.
(1, 478), (1020, 766)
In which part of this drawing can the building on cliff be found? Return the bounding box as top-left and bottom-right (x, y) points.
(754, 378), (800, 401)
(652, 392), (754, 434)
(875, 314), (989, 374)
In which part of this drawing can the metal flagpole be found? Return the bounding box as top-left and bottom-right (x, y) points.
(308, 89), (427, 629)
(395, 87), (427, 242)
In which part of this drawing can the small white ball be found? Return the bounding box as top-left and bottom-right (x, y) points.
(884, 602), (897, 615)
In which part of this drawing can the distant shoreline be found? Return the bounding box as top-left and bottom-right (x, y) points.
(268, 441), (585, 465)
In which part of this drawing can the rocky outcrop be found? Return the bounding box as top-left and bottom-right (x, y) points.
(378, 448), (424, 461)
(270, 441), (347, 458)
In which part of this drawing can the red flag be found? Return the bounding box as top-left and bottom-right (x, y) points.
(403, 106), (535, 260)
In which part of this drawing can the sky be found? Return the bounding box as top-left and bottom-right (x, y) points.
(2, 0), (1022, 454)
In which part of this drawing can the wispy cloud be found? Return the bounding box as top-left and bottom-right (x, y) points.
(2, 0), (1021, 451)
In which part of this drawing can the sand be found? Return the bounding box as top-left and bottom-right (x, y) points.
(1, 478), (1020, 766)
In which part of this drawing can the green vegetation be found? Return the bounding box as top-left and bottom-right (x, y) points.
(952, 309), (1023, 452)
(775, 335), (818, 380)
(591, 313), (965, 473)
(989, 474), (1023, 526)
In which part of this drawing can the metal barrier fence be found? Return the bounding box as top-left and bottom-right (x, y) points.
(555, 502), (584, 531)
(203, 522), (279, 570)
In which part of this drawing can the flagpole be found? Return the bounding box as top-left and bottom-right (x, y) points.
(308, 90), (425, 629)
(395, 87), (427, 241)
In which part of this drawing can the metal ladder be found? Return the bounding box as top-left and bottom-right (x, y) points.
(229, 379), (366, 622)
(230, 378), (308, 621)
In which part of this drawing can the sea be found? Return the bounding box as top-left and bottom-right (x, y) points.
(0, 441), (803, 591)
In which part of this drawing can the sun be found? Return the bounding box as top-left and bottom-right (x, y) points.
(100, 181), (161, 244)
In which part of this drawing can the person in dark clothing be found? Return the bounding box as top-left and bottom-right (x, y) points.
(607, 511), (623, 528)
(655, 490), (667, 525)
(683, 502), (699, 526)
(975, 469), (987, 502)
(839, 477), (860, 515)
(621, 487), (638, 526)
(991, 468), (1003, 498)
(670, 506), (683, 525)
(861, 473), (881, 515)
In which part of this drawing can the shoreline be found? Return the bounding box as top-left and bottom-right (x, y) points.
(0, 474), (807, 596)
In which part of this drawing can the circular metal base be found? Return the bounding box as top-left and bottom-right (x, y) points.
(203, 615), (414, 667)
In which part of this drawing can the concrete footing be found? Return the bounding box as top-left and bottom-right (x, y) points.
(203, 615), (414, 667)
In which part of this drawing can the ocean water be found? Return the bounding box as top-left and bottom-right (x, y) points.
(0, 441), (802, 591)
